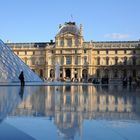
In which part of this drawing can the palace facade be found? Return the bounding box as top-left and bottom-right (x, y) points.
(7, 22), (140, 83)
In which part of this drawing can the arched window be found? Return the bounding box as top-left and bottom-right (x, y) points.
(50, 69), (55, 78)
(40, 69), (43, 77)
(82, 69), (88, 79)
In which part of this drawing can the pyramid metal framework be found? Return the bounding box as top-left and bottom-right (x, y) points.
(0, 39), (42, 82)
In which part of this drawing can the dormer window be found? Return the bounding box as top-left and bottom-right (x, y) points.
(60, 39), (64, 47)
(75, 39), (79, 46)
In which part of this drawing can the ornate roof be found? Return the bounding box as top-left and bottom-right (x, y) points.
(57, 22), (80, 36)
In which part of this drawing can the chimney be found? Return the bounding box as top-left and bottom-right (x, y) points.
(80, 24), (83, 35)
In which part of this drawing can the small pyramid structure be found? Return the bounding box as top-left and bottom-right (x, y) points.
(0, 39), (42, 82)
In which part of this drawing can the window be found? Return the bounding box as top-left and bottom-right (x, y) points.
(31, 69), (35, 72)
(106, 57), (109, 65)
(133, 50), (136, 54)
(50, 69), (54, 78)
(97, 57), (100, 65)
(75, 39), (79, 46)
(67, 38), (72, 47)
(115, 57), (118, 65)
(84, 56), (87, 64)
(66, 56), (72, 64)
(124, 50), (126, 54)
(78, 57), (81, 64)
(39, 57), (44, 64)
(40, 69), (43, 77)
(115, 50), (117, 54)
(60, 39), (64, 47)
(84, 49), (86, 53)
(31, 57), (35, 65)
(75, 56), (78, 64)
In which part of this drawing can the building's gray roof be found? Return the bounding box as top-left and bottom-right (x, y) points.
(6, 42), (55, 48)
(57, 22), (80, 36)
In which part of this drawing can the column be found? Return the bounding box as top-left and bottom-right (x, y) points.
(63, 68), (65, 78)
(63, 95), (66, 105)
(72, 38), (75, 47)
(71, 68), (74, 79)
(64, 39), (67, 47)
(72, 56), (74, 65)
(78, 68), (82, 81)
(57, 39), (60, 47)
(64, 56), (66, 65)
(47, 68), (50, 78)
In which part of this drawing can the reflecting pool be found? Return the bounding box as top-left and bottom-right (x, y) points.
(0, 85), (140, 140)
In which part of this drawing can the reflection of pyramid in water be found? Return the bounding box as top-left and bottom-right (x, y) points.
(0, 40), (42, 82)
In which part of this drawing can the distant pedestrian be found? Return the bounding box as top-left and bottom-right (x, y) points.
(129, 76), (132, 86)
(19, 71), (25, 86)
(123, 77), (127, 86)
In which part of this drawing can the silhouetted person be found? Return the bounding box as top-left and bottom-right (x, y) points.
(129, 76), (132, 86)
(123, 77), (127, 86)
(19, 71), (25, 86)
(19, 86), (24, 100)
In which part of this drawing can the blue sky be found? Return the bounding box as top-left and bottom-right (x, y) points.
(0, 0), (140, 42)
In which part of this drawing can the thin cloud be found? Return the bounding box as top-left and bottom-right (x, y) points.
(104, 33), (131, 39)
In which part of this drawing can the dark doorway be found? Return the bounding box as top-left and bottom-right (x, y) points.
(50, 69), (55, 78)
(66, 69), (71, 78)
(40, 69), (43, 77)
(75, 73), (77, 78)
(82, 69), (88, 79)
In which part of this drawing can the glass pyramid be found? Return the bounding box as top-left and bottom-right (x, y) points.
(0, 39), (42, 82)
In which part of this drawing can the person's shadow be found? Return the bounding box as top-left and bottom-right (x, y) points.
(19, 86), (24, 100)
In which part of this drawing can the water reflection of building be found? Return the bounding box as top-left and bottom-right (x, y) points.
(12, 86), (140, 139)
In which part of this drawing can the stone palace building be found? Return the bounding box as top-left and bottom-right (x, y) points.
(7, 22), (140, 83)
